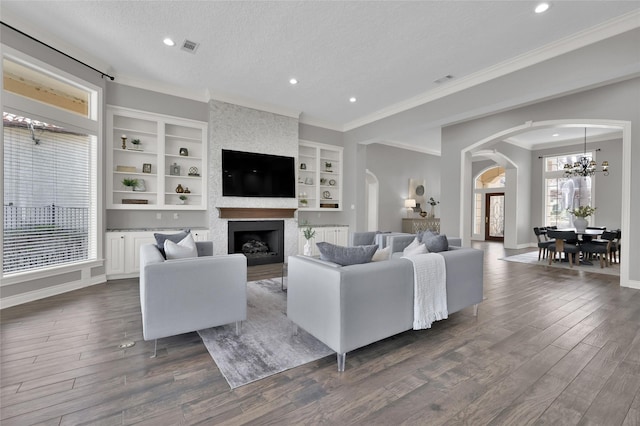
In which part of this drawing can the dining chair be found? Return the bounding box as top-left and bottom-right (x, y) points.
(533, 227), (553, 260)
(591, 230), (619, 264)
(580, 237), (610, 268)
(547, 230), (580, 267)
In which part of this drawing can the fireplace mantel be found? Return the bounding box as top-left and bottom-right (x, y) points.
(217, 207), (297, 219)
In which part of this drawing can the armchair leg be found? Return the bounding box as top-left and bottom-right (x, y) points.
(150, 339), (157, 359)
(235, 321), (242, 336)
(291, 323), (299, 336)
(337, 353), (346, 372)
(473, 303), (479, 317)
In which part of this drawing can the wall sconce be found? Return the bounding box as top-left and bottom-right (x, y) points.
(404, 198), (416, 218)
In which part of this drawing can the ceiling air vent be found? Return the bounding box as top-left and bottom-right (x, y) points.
(181, 39), (200, 54)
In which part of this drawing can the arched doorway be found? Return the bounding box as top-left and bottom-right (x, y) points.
(460, 119), (631, 287)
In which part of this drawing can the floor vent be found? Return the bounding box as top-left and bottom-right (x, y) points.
(181, 39), (200, 54)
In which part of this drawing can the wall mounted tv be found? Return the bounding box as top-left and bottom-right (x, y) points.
(222, 149), (295, 198)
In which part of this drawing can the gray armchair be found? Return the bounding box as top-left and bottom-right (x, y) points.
(139, 241), (247, 356)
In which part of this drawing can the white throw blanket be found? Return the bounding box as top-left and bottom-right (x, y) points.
(404, 253), (448, 330)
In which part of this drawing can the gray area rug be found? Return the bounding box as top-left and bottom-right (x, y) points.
(197, 278), (333, 389)
(500, 250), (620, 276)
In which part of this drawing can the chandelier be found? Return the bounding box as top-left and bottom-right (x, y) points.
(563, 128), (609, 177)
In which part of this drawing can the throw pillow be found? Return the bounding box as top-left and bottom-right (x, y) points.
(154, 229), (190, 258)
(418, 230), (439, 244)
(424, 234), (449, 253)
(402, 241), (427, 257)
(316, 242), (378, 266)
(372, 246), (392, 262)
(402, 237), (420, 256)
(164, 232), (198, 260)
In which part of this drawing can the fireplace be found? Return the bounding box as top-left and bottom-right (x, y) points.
(228, 220), (285, 266)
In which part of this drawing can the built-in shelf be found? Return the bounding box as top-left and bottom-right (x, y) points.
(298, 140), (343, 211)
(107, 106), (208, 210)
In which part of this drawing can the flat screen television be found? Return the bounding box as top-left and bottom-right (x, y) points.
(222, 149), (295, 198)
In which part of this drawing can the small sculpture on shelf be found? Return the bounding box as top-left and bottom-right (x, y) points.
(188, 166), (200, 176)
(121, 135), (127, 150)
(183, 187), (191, 194)
(179, 147), (188, 156)
(325, 162), (332, 172)
(170, 163), (180, 176)
(175, 184), (184, 193)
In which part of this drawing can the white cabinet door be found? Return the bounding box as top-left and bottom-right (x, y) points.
(105, 233), (126, 276)
(127, 233), (157, 274)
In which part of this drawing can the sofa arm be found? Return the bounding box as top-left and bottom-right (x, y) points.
(140, 253), (247, 340)
(439, 248), (483, 314)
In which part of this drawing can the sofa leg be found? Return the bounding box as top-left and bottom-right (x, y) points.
(150, 339), (157, 359)
(337, 353), (346, 372)
(235, 321), (242, 336)
(473, 303), (479, 317)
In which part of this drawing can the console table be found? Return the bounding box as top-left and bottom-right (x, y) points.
(402, 218), (440, 234)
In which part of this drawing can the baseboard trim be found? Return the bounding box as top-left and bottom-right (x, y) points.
(0, 275), (106, 309)
(621, 278), (640, 290)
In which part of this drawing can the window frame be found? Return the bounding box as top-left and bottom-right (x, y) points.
(1, 46), (103, 282)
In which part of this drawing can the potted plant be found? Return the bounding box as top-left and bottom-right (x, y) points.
(299, 199), (308, 207)
(130, 138), (141, 150)
(178, 195), (187, 205)
(302, 223), (316, 256)
(567, 205), (596, 232)
(122, 178), (138, 191)
(325, 162), (332, 172)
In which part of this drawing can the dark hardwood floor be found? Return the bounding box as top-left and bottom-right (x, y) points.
(2, 242), (639, 425)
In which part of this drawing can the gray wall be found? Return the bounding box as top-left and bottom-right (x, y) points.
(441, 77), (639, 282)
(365, 144), (441, 232)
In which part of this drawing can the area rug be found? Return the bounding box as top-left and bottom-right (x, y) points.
(197, 278), (333, 389)
(500, 250), (620, 276)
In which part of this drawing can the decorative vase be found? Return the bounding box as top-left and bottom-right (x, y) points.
(303, 240), (312, 256)
(175, 184), (184, 193)
(429, 205), (435, 218)
(574, 217), (588, 233)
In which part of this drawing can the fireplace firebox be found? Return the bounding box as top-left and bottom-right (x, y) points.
(228, 220), (285, 266)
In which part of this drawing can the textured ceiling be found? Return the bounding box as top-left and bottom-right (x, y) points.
(1, 1), (639, 152)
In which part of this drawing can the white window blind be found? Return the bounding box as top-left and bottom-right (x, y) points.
(3, 113), (97, 274)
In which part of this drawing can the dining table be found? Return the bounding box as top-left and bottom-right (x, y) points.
(555, 228), (605, 265)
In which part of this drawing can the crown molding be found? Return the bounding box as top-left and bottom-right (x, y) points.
(206, 88), (301, 120)
(364, 139), (441, 156)
(298, 115), (344, 132)
(342, 9), (640, 132)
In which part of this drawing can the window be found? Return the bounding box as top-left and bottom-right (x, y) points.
(543, 153), (593, 228)
(2, 55), (99, 276)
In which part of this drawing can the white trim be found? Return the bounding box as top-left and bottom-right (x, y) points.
(1, 259), (104, 286)
(343, 10), (640, 132)
(0, 275), (106, 310)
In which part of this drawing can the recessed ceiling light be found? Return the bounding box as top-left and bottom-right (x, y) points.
(289, 78), (298, 85)
(552, 133), (560, 137)
(535, 3), (550, 13)
(163, 38), (175, 46)
(349, 97), (357, 103)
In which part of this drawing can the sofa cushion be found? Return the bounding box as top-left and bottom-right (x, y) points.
(154, 229), (190, 258)
(316, 242), (377, 266)
(164, 233), (198, 260)
(372, 245), (392, 262)
(424, 234), (449, 253)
